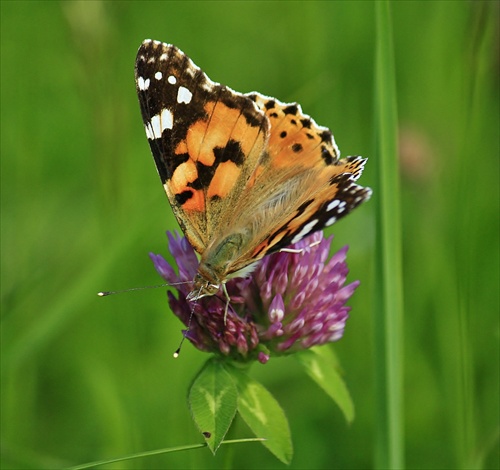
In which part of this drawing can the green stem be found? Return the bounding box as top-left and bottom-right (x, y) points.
(65, 438), (264, 470)
(373, 2), (405, 469)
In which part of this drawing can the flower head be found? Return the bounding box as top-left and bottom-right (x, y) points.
(150, 231), (360, 363)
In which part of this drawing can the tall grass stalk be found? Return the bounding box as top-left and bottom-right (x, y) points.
(373, 2), (404, 468)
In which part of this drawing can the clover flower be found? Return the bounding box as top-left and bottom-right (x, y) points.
(150, 231), (360, 363)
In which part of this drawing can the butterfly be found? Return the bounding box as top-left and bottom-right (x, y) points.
(135, 39), (371, 311)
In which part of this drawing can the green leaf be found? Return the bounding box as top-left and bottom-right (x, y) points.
(188, 358), (238, 453)
(228, 367), (293, 464)
(296, 347), (355, 423)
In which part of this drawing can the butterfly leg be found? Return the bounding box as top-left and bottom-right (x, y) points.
(279, 239), (321, 254)
(221, 282), (232, 324)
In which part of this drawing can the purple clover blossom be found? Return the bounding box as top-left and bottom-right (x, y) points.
(150, 231), (360, 363)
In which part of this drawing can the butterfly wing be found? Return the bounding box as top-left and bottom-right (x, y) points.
(218, 93), (372, 274)
(135, 40), (371, 282)
(135, 40), (269, 254)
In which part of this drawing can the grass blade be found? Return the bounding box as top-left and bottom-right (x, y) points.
(373, 2), (405, 468)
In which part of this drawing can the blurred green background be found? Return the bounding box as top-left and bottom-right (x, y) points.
(1, 1), (498, 469)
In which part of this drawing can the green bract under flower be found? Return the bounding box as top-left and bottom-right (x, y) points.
(150, 231), (360, 363)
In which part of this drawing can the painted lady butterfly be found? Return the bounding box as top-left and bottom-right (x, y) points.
(135, 39), (371, 308)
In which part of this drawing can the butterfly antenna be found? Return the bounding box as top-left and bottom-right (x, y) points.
(173, 285), (203, 358)
(97, 281), (191, 297)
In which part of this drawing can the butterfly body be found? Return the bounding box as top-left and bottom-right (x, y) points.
(135, 40), (371, 304)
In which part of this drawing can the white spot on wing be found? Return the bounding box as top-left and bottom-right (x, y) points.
(137, 76), (150, 91)
(168, 75), (177, 84)
(327, 199), (339, 212)
(160, 53), (168, 61)
(160, 108), (173, 132)
(291, 220), (318, 244)
(150, 114), (162, 139)
(326, 216), (337, 226)
(146, 108), (173, 139)
(155, 71), (163, 80)
(144, 123), (154, 140)
(177, 86), (192, 104)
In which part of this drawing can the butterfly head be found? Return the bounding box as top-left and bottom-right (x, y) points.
(186, 273), (220, 301)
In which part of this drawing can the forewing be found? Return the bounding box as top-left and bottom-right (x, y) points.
(135, 40), (269, 253)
